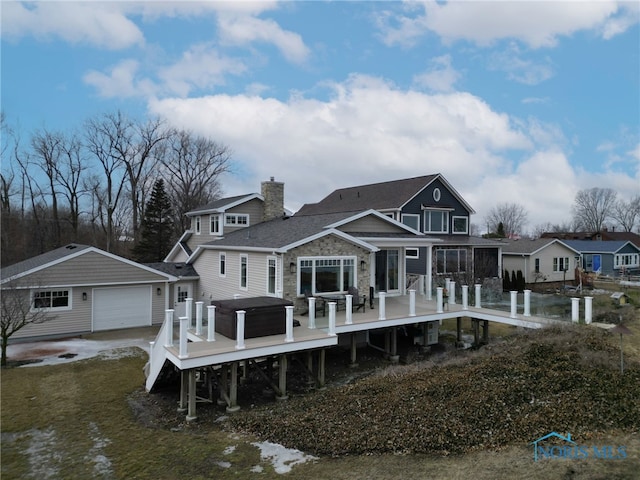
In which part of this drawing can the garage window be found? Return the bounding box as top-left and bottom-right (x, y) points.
(32, 289), (71, 311)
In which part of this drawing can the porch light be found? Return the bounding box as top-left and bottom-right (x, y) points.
(360, 260), (366, 272)
(290, 262), (297, 274)
(157, 287), (162, 296)
(82, 292), (87, 301)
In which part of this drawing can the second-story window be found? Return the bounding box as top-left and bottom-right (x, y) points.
(267, 257), (277, 295)
(424, 210), (449, 234)
(210, 214), (220, 234)
(240, 254), (248, 290)
(219, 252), (226, 277)
(225, 214), (249, 226)
(452, 216), (468, 234)
(194, 216), (201, 234)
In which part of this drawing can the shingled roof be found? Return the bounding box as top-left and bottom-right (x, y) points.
(186, 193), (259, 216)
(1, 243), (92, 280)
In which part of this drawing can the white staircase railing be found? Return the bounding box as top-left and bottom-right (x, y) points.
(145, 310), (173, 392)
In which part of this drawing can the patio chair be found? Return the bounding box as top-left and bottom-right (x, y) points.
(348, 286), (366, 313)
(302, 290), (326, 317)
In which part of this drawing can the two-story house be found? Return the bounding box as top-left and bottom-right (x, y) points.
(296, 174), (503, 295)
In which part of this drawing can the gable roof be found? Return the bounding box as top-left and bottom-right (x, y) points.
(186, 193), (261, 216)
(562, 240), (637, 254)
(295, 173), (475, 216)
(187, 210), (432, 261)
(502, 238), (580, 256)
(1, 243), (178, 284)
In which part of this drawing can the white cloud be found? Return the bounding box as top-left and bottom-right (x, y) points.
(413, 54), (462, 92)
(83, 59), (156, 98)
(488, 43), (555, 85)
(377, 1), (633, 49)
(216, 12), (310, 64)
(158, 44), (247, 97)
(1, 2), (144, 49)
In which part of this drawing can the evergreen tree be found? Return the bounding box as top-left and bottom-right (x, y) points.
(496, 222), (506, 238)
(516, 270), (525, 292)
(511, 270), (517, 290)
(133, 179), (174, 262)
(503, 269), (511, 291)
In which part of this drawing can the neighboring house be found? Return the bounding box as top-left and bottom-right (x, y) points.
(501, 239), (581, 285)
(296, 174), (503, 289)
(562, 240), (640, 277)
(0, 244), (177, 341)
(542, 230), (640, 248)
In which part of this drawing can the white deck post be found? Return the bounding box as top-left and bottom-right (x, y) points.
(345, 295), (353, 324)
(436, 287), (444, 313)
(285, 305), (294, 342)
(179, 316), (189, 358)
(235, 310), (246, 349)
(585, 297), (593, 324)
(195, 301), (203, 335)
(149, 341), (154, 366)
(448, 281), (456, 305)
(409, 289), (416, 316)
(207, 305), (216, 342)
(378, 292), (386, 320)
(571, 297), (580, 323)
(328, 302), (337, 336)
(185, 298), (193, 328)
(461, 286), (468, 311)
(308, 298), (317, 329)
(523, 290), (531, 317)
(475, 284), (482, 308)
(165, 309), (174, 347)
(510, 291), (518, 318)
(233, 293), (241, 299)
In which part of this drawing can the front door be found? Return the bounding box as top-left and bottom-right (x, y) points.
(174, 283), (192, 317)
(375, 249), (400, 294)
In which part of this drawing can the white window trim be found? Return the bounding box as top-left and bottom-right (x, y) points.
(219, 252), (226, 277)
(615, 253), (639, 269)
(239, 254), (248, 290)
(401, 214), (420, 231)
(452, 216), (468, 234)
(194, 215), (201, 235)
(210, 214), (221, 235)
(433, 188), (441, 202)
(406, 248), (419, 259)
(423, 209), (449, 234)
(225, 213), (249, 227)
(297, 256), (357, 296)
(31, 289), (72, 312)
(435, 248), (468, 274)
(266, 256), (277, 296)
(553, 257), (570, 272)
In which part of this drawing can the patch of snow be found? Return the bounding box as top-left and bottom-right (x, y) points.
(223, 445), (236, 455)
(252, 441), (318, 474)
(85, 422), (113, 478)
(251, 465), (264, 473)
(25, 427), (61, 479)
(216, 461), (232, 468)
(7, 337), (150, 368)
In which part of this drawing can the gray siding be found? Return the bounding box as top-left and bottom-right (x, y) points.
(339, 216), (408, 234)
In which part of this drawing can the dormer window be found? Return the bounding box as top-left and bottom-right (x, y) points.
(424, 210), (449, 234)
(225, 214), (249, 226)
(210, 214), (220, 235)
(194, 216), (201, 235)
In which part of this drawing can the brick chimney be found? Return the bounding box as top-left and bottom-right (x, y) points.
(261, 177), (285, 222)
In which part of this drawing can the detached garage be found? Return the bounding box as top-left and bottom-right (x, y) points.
(1, 244), (178, 341)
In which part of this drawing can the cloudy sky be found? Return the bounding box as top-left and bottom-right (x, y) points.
(2, 1), (639, 234)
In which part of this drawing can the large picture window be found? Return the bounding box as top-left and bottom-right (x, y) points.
(553, 257), (569, 272)
(298, 257), (355, 295)
(424, 210), (449, 233)
(32, 289), (70, 310)
(435, 249), (467, 274)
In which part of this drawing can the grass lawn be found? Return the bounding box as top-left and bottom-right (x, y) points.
(2, 300), (640, 479)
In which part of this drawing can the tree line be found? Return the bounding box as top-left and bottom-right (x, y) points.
(483, 189), (640, 239)
(1, 111), (232, 267)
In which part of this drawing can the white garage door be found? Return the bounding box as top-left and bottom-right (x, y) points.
(93, 286), (152, 331)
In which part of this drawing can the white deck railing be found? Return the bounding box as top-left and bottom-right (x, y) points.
(145, 309), (174, 391)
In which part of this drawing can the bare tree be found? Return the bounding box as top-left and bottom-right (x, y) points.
(0, 278), (54, 366)
(56, 131), (87, 238)
(572, 187), (617, 232)
(159, 129), (232, 231)
(485, 202), (529, 238)
(611, 195), (640, 233)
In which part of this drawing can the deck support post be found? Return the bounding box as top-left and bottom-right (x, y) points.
(349, 333), (359, 368)
(276, 354), (288, 401)
(482, 320), (489, 344)
(456, 317), (463, 347)
(436, 287), (444, 313)
(226, 362), (240, 412)
(178, 370), (188, 412)
(195, 301), (203, 336)
(473, 319), (480, 346)
(584, 297), (593, 324)
(207, 305), (216, 342)
(389, 328), (399, 364)
(306, 351), (315, 386)
(475, 284), (482, 308)
(317, 349), (326, 388)
(186, 369), (198, 421)
(218, 364), (229, 406)
(384, 330), (391, 359)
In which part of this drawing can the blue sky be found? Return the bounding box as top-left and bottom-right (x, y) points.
(2, 1), (639, 233)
